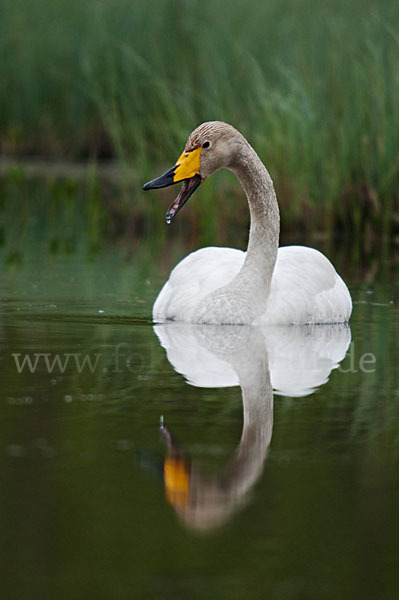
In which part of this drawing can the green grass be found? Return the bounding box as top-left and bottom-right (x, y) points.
(1, 0), (399, 231)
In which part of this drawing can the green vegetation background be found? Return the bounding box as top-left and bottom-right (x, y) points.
(1, 0), (399, 232)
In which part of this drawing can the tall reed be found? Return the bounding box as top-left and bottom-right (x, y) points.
(1, 0), (398, 230)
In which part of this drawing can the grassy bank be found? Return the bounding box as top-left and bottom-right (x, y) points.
(1, 0), (399, 231)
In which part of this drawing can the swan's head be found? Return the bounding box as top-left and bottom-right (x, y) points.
(143, 121), (244, 221)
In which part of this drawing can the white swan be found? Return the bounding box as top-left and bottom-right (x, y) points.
(143, 121), (352, 325)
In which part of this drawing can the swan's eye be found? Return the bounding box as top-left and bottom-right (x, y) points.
(202, 141), (211, 149)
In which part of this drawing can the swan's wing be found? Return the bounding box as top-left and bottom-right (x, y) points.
(263, 246), (352, 324)
(153, 247), (244, 321)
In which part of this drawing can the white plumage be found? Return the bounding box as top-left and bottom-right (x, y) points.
(153, 245), (352, 325)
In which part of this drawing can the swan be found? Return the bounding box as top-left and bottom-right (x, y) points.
(143, 121), (352, 325)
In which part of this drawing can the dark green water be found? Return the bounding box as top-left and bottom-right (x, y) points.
(0, 193), (398, 599)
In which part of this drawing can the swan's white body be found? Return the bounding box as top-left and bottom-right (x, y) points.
(153, 245), (352, 325)
(149, 121), (352, 325)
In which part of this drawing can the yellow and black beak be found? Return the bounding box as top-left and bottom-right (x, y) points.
(143, 147), (203, 222)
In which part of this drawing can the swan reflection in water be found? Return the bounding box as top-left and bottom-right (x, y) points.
(153, 323), (351, 532)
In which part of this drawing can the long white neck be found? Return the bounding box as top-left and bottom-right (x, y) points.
(194, 140), (280, 325)
(232, 142), (280, 298)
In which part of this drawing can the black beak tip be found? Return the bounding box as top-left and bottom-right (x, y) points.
(142, 167), (177, 192)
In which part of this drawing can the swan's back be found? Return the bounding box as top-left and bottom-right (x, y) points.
(153, 245), (352, 325)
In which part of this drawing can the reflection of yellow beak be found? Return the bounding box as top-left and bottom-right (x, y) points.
(173, 147), (202, 183)
(164, 457), (190, 508)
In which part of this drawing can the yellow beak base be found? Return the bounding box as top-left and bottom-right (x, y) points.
(173, 147), (202, 183)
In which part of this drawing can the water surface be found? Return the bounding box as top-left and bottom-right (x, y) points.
(0, 193), (398, 600)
